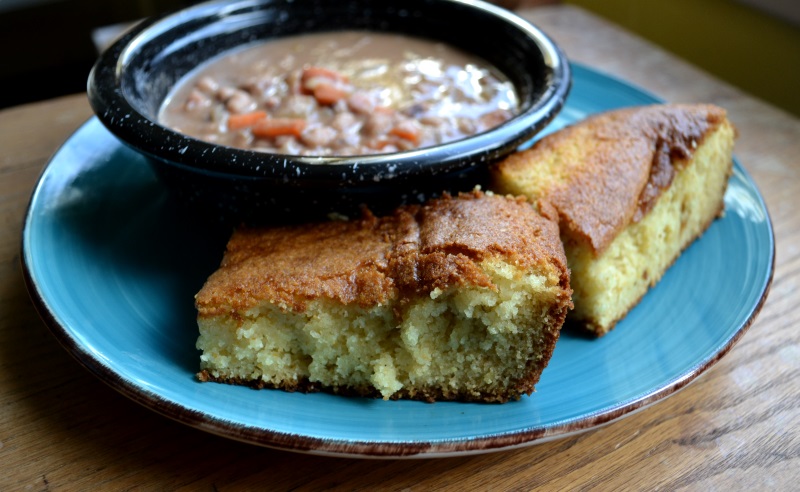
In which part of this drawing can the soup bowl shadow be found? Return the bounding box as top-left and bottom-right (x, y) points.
(88, 0), (571, 224)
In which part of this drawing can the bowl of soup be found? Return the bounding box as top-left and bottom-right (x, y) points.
(88, 0), (571, 223)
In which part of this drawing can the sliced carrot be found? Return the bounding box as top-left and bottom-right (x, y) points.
(301, 66), (348, 84)
(300, 66), (350, 96)
(389, 122), (421, 144)
(313, 83), (349, 105)
(346, 92), (373, 114)
(251, 118), (307, 138)
(226, 111), (267, 130)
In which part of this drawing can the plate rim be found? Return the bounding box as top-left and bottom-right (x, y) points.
(20, 63), (776, 458)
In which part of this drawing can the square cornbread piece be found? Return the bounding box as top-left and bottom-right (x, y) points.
(492, 104), (735, 336)
(195, 191), (572, 403)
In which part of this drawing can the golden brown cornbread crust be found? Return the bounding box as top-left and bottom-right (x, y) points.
(491, 103), (735, 335)
(493, 104), (730, 255)
(196, 190), (569, 316)
(195, 190), (572, 403)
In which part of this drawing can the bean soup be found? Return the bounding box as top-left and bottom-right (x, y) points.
(158, 31), (519, 157)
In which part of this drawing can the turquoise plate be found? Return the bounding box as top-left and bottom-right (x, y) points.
(21, 64), (774, 457)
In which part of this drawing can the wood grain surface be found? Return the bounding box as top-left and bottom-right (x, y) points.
(1, 5), (798, 490)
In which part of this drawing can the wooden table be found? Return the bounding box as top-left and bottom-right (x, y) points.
(2, 5), (798, 489)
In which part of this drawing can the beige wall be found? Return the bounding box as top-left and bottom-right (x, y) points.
(561, 0), (800, 117)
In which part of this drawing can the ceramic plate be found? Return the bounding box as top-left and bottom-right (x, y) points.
(22, 64), (774, 458)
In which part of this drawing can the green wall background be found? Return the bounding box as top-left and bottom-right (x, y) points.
(564, 0), (800, 117)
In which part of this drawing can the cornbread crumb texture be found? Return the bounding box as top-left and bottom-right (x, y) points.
(195, 191), (573, 402)
(492, 104), (735, 335)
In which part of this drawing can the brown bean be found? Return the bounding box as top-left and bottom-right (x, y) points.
(331, 132), (361, 150)
(301, 126), (338, 148)
(331, 112), (360, 133)
(419, 116), (446, 127)
(216, 86), (237, 102)
(457, 117), (477, 135)
(184, 89), (211, 111)
(479, 109), (513, 131)
(363, 112), (394, 137)
(262, 96), (281, 110)
(347, 93), (374, 114)
(278, 94), (316, 118)
(226, 90), (256, 114)
(196, 76), (220, 94)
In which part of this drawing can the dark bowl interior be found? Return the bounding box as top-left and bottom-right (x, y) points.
(88, 0), (570, 223)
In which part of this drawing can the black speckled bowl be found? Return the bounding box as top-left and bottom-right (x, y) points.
(88, 0), (570, 223)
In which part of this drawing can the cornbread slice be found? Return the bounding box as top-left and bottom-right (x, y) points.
(492, 104), (735, 336)
(195, 191), (572, 403)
